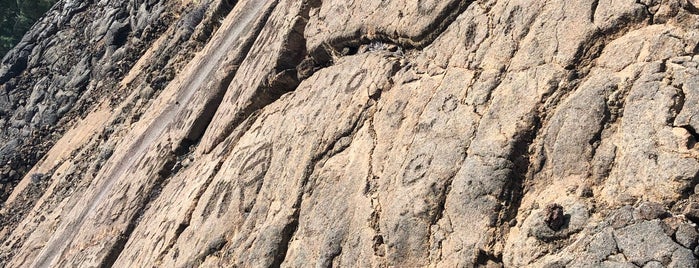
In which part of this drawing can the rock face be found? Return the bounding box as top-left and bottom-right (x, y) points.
(2, 0), (699, 267)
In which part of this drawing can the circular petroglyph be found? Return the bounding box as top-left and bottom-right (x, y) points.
(237, 143), (273, 213)
(440, 94), (458, 112)
(201, 181), (233, 219)
(239, 143), (273, 186)
(402, 153), (433, 185)
(346, 70), (368, 93)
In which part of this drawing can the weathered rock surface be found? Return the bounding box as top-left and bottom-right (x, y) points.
(2, 0), (699, 267)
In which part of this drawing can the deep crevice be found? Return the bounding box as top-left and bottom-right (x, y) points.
(500, 115), (542, 222)
(681, 125), (699, 148)
(324, 0), (472, 55)
(590, 0), (599, 23)
(475, 248), (503, 266)
(206, 0), (324, 153)
(270, 210), (300, 267)
(306, 0), (472, 73)
(589, 102), (612, 160)
(481, 114), (543, 263)
(635, 0), (655, 25)
(430, 181), (453, 227)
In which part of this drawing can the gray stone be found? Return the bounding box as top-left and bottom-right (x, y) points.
(684, 202), (699, 223)
(610, 206), (637, 229)
(669, 247), (698, 268)
(591, 228), (618, 254)
(601, 261), (640, 268)
(675, 223), (699, 249)
(614, 220), (679, 265)
(643, 260), (664, 268)
(636, 202), (669, 221)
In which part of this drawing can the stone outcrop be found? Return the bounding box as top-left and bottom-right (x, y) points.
(2, 0), (699, 267)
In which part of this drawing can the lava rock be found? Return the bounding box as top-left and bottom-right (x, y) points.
(675, 223), (699, 249)
(614, 220), (681, 265)
(683, 202), (699, 223)
(636, 202), (670, 220)
(545, 203), (565, 231)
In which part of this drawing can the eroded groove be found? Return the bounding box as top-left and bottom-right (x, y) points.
(364, 103), (388, 264)
(320, 0), (473, 56)
(499, 115), (541, 226)
(31, 1), (288, 265)
(206, 0), (321, 153)
(410, 0), (473, 47)
(591, 0), (599, 22)
(98, 142), (194, 268)
(556, 3), (651, 96)
(146, 1), (287, 259)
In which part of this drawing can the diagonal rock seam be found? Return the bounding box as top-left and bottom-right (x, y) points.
(27, 1), (285, 266)
(6, 1), (699, 267)
(0, 0), (232, 209)
(97, 1), (288, 266)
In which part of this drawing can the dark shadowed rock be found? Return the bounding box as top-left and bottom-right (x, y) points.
(675, 223), (699, 249)
(545, 203), (565, 231)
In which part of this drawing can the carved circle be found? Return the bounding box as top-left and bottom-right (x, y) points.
(238, 143), (273, 213)
(402, 153), (433, 185)
(440, 95), (458, 112)
(201, 181), (233, 219)
(346, 70), (368, 93)
(239, 143), (273, 186)
(200, 143), (273, 218)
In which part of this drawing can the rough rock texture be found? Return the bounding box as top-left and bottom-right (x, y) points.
(3, 0), (699, 267)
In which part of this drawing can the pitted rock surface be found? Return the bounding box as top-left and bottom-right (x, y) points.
(1, 0), (699, 267)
